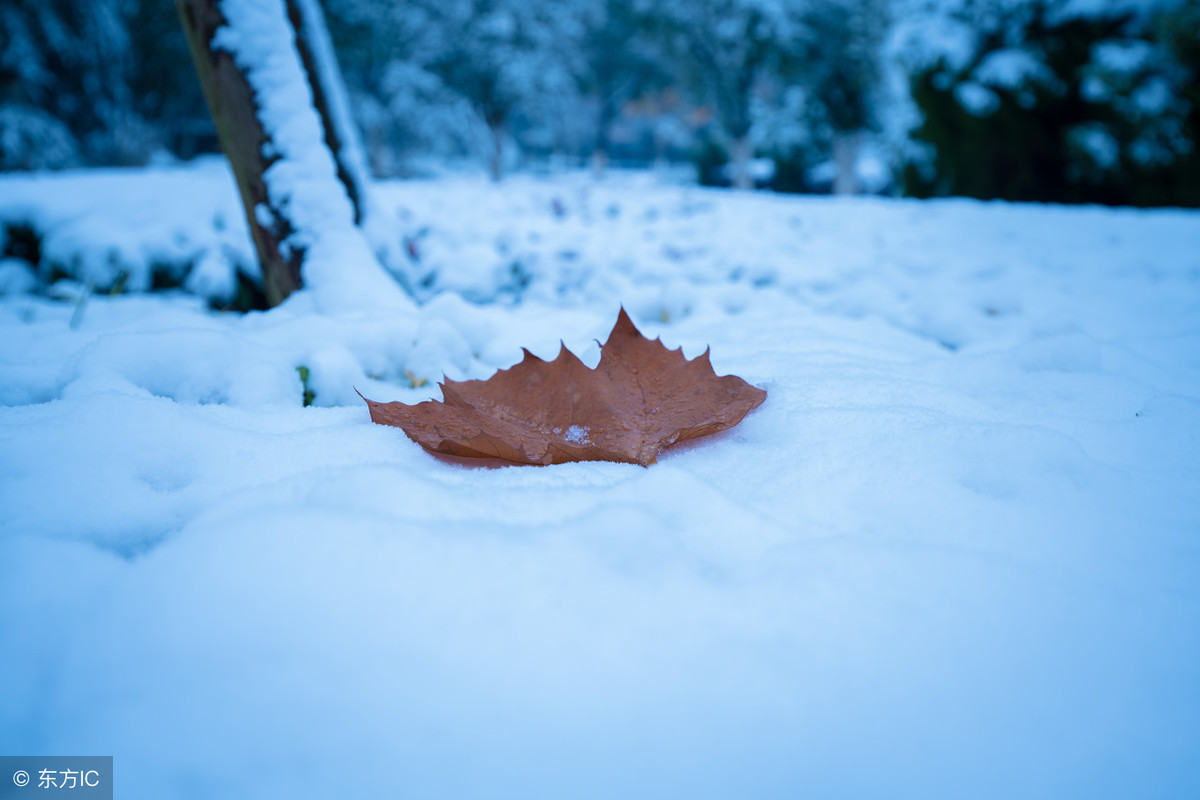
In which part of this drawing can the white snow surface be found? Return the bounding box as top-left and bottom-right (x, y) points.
(2, 164), (1199, 799)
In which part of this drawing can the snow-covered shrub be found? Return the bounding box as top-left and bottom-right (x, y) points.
(0, 163), (264, 308)
(898, 0), (1200, 206)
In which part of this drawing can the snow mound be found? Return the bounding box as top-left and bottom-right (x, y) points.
(0, 159), (256, 303)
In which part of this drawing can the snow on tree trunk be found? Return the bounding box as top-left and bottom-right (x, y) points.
(283, 0), (368, 224)
(176, 0), (408, 312)
(283, 0), (408, 282)
(730, 136), (753, 191)
(833, 132), (861, 195)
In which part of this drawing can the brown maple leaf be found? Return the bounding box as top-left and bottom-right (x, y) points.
(360, 308), (766, 466)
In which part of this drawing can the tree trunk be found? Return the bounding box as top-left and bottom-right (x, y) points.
(833, 132), (861, 196)
(488, 124), (505, 182)
(591, 94), (617, 180)
(176, 0), (407, 310)
(730, 135), (753, 191)
(176, 0), (300, 306)
(590, 148), (609, 180)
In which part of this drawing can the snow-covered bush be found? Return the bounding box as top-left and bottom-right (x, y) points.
(896, 0), (1200, 206)
(0, 162), (262, 308)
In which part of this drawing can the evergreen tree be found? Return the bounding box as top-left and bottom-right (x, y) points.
(0, 0), (156, 169)
(581, 0), (672, 173)
(640, 0), (807, 189)
(325, 0), (590, 179)
(898, 0), (1199, 206)
(796, 0), (889, 193)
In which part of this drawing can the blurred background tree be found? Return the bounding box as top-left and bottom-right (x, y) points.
(581, 0), (674, 175)
(798, 0), (889, 194)
(1, 0), (155, 168)
(325, 0), (592, 180)
(639, 0), (808, 189)
(897, 0), (1198, 206)
(1, 0), (1196, 207)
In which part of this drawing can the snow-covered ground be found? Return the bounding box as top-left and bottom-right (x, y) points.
(2, 161), (1198, 798)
